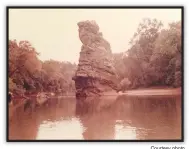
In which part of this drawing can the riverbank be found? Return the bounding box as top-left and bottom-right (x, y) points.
(8, 87), (181, 120)
(100, 87), (181, 96)
(120, 87), (181, 96)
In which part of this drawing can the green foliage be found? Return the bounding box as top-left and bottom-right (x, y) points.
(9, 19), (182, 95)
(114, 19), (181, 90)
(174, 71), (181, 87)
(9, 77), (16, 91)
(9, 40), (77, 95)
(113, 52), (126, 80)
(119, 78), (131, 92)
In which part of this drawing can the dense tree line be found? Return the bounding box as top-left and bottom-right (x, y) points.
(9, 18), (182, 95)
(8, 40), (77, 96)
(114, 18), (182, 90)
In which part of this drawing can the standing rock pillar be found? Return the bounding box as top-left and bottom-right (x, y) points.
(73, 20), (119, 98)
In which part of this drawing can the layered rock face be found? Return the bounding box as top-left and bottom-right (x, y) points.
(73, 20), (119, 98)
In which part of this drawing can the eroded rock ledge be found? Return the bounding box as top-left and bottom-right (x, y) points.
(73, 20), (119, 98)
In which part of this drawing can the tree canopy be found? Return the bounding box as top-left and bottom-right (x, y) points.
(8, 40), (77, 95)
(9, 18), (182, 95)
(113, 19), (181, 90)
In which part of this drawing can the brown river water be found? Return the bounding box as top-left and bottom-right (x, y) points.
(8, 94), (182, 140)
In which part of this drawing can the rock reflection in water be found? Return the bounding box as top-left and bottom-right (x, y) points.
(76, 96), (117, 140)
(8, 95), (181, 140)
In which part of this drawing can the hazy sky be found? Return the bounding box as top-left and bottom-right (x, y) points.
(9, 9), (181, 63)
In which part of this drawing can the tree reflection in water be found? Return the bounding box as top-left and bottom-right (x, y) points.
(76, 95), (181, 140)
(8, 95), (181, 140)
(113, 95), (181, 140)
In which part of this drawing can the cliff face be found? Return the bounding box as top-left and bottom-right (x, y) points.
(73, 20), (119, 98)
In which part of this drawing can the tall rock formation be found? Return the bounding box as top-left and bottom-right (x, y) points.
(73, 20), (119, 98)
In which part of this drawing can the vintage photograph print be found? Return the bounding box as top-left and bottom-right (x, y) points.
(7, 7), (183, 141)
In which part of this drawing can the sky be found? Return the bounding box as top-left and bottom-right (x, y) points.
(9, 9), (181, 63)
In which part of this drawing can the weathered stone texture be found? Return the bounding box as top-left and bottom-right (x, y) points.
(73, 20), (119, 98)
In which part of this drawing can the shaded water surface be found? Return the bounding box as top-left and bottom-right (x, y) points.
(9, 95), (181, 140)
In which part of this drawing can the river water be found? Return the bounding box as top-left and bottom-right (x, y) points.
(8, 95), (182, 140)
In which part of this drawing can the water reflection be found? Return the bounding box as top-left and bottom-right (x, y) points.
(8, 95), (181, 140)
(76, 97), (116, 140)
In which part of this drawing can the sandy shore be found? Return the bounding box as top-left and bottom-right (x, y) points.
(60, 87), (182, 97)
(119, 87), (182, 96)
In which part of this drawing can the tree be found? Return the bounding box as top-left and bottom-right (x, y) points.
(9, 40), (42, 77)
(117, 19), (182, 89)
(153, 21), (181, 87)
(119, 19), (163, 88)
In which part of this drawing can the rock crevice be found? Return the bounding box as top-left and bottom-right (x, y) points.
(73, 20), (119, 98)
